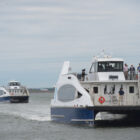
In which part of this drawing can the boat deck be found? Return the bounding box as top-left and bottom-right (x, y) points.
(81, 80), (138, 84)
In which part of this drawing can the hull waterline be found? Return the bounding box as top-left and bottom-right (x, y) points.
(51, 107), (94, 125)
(10, 96), (29, 103)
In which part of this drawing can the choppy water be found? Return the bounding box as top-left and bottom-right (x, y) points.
(0, 92), (140, 140)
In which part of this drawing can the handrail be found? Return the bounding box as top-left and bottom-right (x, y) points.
(138, 72), (140, 94)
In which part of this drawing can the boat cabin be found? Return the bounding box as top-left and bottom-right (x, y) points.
(8, 81), (21, 87)
(81, 56), (140, 107)
(88, 57), (125, 81)
(8, 81), (29, 96)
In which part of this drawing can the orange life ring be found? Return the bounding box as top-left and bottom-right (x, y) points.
(98, 96), (105, 104)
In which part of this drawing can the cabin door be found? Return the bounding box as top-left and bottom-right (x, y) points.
(92, 85), (103, 105)
(127, 84), (138, 105)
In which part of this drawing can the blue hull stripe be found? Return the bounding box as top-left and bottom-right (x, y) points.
(0, 96), (10, 102)
(51, 107), (94, 124)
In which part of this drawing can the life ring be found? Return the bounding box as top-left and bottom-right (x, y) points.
(98, 96), (105, 104)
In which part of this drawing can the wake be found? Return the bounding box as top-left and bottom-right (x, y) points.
(0, 103), (51, 121)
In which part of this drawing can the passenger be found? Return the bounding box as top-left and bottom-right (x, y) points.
(137, 64), (140, 79)
(137, 63), (140, 73)
(109, 64), (113, 71)
(123, 63), (128, 80)
(129, 65), (135, 80)
(119, 88), (124, 105)
(98, 64), (103, 71)
(81, 69), (86, 81)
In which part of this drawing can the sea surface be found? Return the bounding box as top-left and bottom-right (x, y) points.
(0, 92), (140, 140)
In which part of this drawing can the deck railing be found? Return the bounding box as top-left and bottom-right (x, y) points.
(75, 72), (139, 81)
(138, 72), (140, 93)
(125, 74), (138, 80)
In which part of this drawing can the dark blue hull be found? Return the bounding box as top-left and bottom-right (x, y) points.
(51, 107), (94, 125)
(10, 96), (29, 103)
(0, 96), (10, 102)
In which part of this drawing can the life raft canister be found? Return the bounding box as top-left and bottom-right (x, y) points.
(98, 96), (105, 104)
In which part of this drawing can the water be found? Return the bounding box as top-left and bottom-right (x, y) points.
(0, 92), (140, 140)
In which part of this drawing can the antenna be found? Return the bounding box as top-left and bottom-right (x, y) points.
(93, 49), (113, 59)
(100, 49), (105, 58)
(108, 51), (112, 58)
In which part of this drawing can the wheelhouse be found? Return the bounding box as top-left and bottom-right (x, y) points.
(8, 81), (21, 86)
(89, 58), (123, 73)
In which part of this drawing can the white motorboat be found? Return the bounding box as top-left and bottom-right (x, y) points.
(51, 53), (140, 125)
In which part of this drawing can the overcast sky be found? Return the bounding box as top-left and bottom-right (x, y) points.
(0, 0), (140, 87)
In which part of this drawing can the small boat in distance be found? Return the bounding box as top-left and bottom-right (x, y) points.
(7, 81), (29, 103)
(0, 87), (10, 102)
(40, 88), (48, 92)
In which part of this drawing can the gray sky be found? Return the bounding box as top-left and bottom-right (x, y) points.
(0, 0), (140, 87)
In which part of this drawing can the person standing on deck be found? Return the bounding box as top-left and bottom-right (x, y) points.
(119, 88), (124, 105)
(124, 63), (128, 80)
(81, 69), (86, 81)
(137, 64), (140, 79)
(137, 64), (140, 73)
(129, 65), (135, 80)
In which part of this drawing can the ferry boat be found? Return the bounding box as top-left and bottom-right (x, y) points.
(8, 81), (29, 103)
(0, 87), (10, 102)
(51, 54), (140, 125)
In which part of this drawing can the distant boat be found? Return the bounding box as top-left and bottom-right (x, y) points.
(7, 81), (29, 103)
(40, 88), (48, 92)
(0, 87), (10, 102)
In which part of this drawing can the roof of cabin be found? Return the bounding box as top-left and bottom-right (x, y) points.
(8, 80), (20, 84)
(93, 57), (124, 62)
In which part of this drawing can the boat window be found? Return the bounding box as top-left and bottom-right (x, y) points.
(0, 90), (4, 95)
(9, 82), (20, 86)
(24, 90), (27, 94)
(129, 86), (135, 93)
(98, 61), (123, 72)
(104, 85), (107, 94)
(93, 87), (98, 94)
(77, 92), (82, 98)
(57, 85), (76, 102)
(89, 63), (94, 73)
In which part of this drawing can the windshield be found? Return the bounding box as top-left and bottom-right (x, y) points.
(98, 61), (123, 72)
(9, 82), (20, 86)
